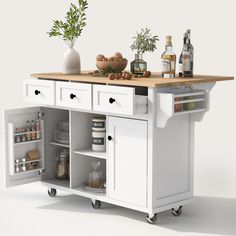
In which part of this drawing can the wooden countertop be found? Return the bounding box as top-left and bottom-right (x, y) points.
(31, 72), (234, 88)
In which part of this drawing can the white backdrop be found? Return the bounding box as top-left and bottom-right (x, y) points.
(0, 0), (235, 235)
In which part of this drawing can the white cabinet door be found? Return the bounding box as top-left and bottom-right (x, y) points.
(3, 107), (44, 187)
(108, 117), (147, 207)
(56, 81), (92, 110)
(23, 79), (55, 105)
(93, 85), (135, 115)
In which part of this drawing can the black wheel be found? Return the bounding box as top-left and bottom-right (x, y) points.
(48, 188), (57, 197)
(171, 206), (183, 216)
(91, 200), (102, 209)
(146, 214), (157, 224)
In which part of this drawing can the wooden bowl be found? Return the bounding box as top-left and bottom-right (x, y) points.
(96, 59), (128, 73)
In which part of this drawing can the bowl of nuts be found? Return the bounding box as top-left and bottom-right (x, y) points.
(96, 52), (128, 73)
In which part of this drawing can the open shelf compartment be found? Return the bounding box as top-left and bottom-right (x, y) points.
(156, 89), (209, 128)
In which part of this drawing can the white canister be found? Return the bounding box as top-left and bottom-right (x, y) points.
(92, 117), (106, 131)
(92, 131), (106, 152)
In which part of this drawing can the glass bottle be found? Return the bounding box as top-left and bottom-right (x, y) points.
(130, 54), (147, 75)
(161, 36), (176, 78)
(31, 120), (36, 140)
(26, 120), (31, 141)
(55, 149), (69, 180)
(182, 29), (194, 77)
(88, 160), (101, 188)
(178, 32), (187, 77)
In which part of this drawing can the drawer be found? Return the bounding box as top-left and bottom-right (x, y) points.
(56, 81), (92, 110)
(93, 85), (147, 115)
(23, 79), (55, 105)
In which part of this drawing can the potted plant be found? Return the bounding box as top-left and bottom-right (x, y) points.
(130, 28), (159, 75)
(48, 0), (88, 74)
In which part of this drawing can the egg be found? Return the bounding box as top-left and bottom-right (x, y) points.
(113, 52), (123, 59)
(96, 54), (105, 61)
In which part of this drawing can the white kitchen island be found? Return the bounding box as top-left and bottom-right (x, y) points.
(2, 72), (233, 224)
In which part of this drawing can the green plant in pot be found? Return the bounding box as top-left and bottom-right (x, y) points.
(130, 28), (159, 76)
(48, 0), (88, 74)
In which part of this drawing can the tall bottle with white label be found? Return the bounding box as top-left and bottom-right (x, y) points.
(182, 29), (194, 77)
(161, 36), (176, 78)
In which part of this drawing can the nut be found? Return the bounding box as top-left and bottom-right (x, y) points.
(143, 71), (151, 78)
(108, 73), (116, 80)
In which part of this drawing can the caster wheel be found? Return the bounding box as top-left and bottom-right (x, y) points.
(48, 188), (57, 197)
(171, 206), (183, 216)
(91, 200), (101, 209)
(146, 214), (157, 224)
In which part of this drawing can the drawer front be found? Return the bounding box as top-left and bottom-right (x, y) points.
(23, 79), (55, 105)
(93, 85), (135, 115)
(56, 82), (92, 110)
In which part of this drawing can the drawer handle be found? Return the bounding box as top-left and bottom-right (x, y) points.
(35, 90), (40, 95)
(108, 135), (112, 141)
(70, 93), (76, 99)
(109, 98), (115, 104)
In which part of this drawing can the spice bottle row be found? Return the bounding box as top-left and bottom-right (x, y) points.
(14, 120), (41, 143)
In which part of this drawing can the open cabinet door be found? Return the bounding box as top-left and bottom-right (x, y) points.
(3, 107), (45, 187)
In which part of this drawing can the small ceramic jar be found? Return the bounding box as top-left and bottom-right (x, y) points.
(92, 117), (106, 132)
(92, 131), (106, 152)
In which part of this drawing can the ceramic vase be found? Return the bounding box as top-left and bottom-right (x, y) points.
(62, 48), (81, 74)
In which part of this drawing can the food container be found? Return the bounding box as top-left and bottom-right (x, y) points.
(174, 97), (183, 112)
(92, 117), (106, 131)
(55, 149), (69, 180)
(92, 131), (106, 152)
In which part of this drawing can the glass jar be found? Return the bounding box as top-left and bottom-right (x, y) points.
(55, 149), (69, 180)
(130, 54), (147, 75)
(88, 160), (101, 188)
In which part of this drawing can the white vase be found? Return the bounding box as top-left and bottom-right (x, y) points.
(62, 48), (81, 74)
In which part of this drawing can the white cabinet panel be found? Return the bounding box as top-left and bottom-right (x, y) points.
(23, 79), (55, 105)
(93, 85), (135, 115)
(56, 82), (92, 110)
(108, 117), (147, 207)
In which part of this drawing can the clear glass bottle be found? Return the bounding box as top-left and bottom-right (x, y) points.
(182, 29), (194, 77)
(178, 32), (187, 77)
(161, 36), (176, 78)
(130, 54), (147, 75)
(88, 160), (101, 188)
(55, 149), (69, 180)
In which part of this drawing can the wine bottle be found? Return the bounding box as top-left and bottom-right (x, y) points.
(182, 29), (194, 77)
(161, 36), (176, 78)
(178, 32), (187, 77)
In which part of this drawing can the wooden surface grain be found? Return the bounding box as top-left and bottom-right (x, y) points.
(31, 72), (234, 88)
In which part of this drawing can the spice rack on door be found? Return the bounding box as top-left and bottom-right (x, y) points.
(8, 121), (44, 176)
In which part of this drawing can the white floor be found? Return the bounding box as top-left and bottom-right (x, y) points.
(0, 183), (235, 236)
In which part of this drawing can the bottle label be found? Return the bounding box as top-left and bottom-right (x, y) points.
(162, 59), (171, 73)
(92, 121), (105, 129)
(183, 52), (191, 71)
